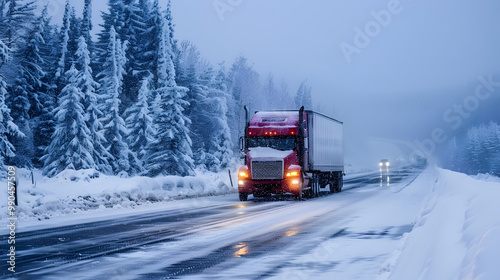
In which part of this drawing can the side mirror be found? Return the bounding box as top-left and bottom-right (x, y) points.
(239, 136), (245, 152)
(239, 137), (247, 159)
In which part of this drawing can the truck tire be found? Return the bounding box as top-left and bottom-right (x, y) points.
(239, 192), (248, 201)
(337, 173), (343, 193)
(330, 172), (343, 193)
(294, 191), (303, 200)
(329, 177), (337, 193)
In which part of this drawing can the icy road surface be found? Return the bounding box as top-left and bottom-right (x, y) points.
(3, 167), (424, 279)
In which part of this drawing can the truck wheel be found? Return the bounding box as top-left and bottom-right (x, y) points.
(337, 174), (343, 192)
(239, 192), (248, 201)
(334, 172), (343, 193)
(330, 172), (343, 193)
(329, 178), (337, 193)
(294, 191), (302, 200)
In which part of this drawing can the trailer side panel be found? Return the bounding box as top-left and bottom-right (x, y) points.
(307, 112), (343, 172)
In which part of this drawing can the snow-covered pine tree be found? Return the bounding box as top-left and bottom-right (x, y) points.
(0, 73), (25, 170)
(278, 79), (295, 109)
(175, 41), (205, 154)
(1, 0), (35, 49)
(8, 3), (53, 167)
(81, 0), (93, 47)
(32, 4), (61, 168)
(465, 125), (486, 174)
(99, 26), (142, 176)
(144, 11), (194, 177)
(176, 47), (234, 172)
(262, 74), (276, 109)
(75, 36), (112, 174)
(15, 4), (50, 118)
(140, 0), (161, 88)
(185, 65), (210, 168)
(261, 75), (295, 110)
(95, 0), (151, 112)
(0, 39), (9, 67)
(55, 1), (71, 81)
(485, 122), (500, 176)
(42, 64), (95, 177)
(94, 0), (126, 81)
(444, 137), (462, 173)
(120, 0), (150, 111)
(66, 7), (82, 65)
(203, 65), (234, 171)
(295, 80), (313, 109)
(32, 100), (54, 168)
(132, 0), (154, 73)
(7, 78), (31, 168)
(226, 56), (262, 154)
(164, 0), (181, 77)
(124, 77), (155, 162)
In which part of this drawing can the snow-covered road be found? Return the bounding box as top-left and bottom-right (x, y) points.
(2, 167), (424, 279)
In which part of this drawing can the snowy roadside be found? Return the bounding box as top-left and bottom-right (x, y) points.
(0, 168), (237, 226)
(263, 166), (500, 280)
(384, 168), (500, 280)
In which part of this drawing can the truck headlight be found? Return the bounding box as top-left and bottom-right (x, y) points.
(286, 171), (299, 177)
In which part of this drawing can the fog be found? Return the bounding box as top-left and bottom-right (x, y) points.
(169, 0), (500, 167)
(46, 0), (500, 168)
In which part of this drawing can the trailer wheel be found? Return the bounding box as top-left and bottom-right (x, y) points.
(330, 172), (343, 193)
(239, 192), (248, 201)
(338, 174), (343, 192)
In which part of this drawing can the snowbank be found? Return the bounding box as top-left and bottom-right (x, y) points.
(387, 169), (500, 280)
(470, 172), (500, 183)
(0, 168), (236, 222)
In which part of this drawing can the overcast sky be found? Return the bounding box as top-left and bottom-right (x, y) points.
(43, 0), (500, 166)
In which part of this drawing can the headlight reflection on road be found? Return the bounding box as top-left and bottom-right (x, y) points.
(380, 175), (390, 186)
(284, 227), (300, 238)
(233, 242), (249, 258)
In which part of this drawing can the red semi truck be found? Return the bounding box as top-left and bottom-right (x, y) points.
(238, 107), (344, 201)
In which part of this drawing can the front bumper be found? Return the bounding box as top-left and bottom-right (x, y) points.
(238, 178), (301, 196)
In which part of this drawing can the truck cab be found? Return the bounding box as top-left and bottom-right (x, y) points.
(237, 111), (307, 201)
(238, 108), (343, 201)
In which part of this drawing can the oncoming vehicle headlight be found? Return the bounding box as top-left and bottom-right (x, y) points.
(386, 162), (390, 167)
(286, 171), (299, 177)
(379, 162), (383, 167)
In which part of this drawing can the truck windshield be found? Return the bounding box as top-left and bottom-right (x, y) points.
(247, 137), (296, 151)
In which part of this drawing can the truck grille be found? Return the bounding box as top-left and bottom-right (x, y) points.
(251, 161), (283, 180)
